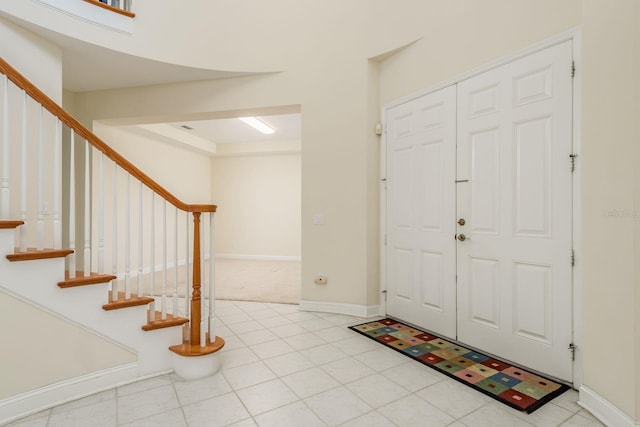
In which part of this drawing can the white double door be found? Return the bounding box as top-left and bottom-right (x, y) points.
(385, 41), (573, 381)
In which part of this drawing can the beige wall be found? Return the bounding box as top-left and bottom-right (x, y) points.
(73, 43), (373, 308)
(6, 0), (639, 420)
(579, 0), (637, 416)
(377, 0), (582, 104)
(93, 123), (212, 204)
(211, 153), (301, 258)
(0, 291), (136, 399)
(635, 3), (640, 422)
(0, 16), (62, 103)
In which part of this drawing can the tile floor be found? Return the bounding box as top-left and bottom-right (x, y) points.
(8, 300), (604, 427)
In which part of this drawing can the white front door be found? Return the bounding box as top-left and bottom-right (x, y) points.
(385, 41), (574, 381)
(385, 85), (457, 339)
(456, 41), (573, 381)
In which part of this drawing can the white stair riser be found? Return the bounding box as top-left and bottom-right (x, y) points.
(0, 229), (15, 254)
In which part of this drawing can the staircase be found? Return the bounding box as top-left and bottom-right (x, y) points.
(0, 57), (224, 422)
(0, 220), (186, 374)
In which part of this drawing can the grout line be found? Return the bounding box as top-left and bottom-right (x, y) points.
(168, 374), (190, 427)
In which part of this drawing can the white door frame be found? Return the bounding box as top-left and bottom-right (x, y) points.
(380, 27), (582, 387)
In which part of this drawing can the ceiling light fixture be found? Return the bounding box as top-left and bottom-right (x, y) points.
(238, 117), (275, 134)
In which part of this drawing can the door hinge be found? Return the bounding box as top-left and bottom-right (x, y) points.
(571, 61), (576, 78)
(569, 154), (577, 172)
(384, 234), (387, 246)
(568, 343), (576, 361)
(571, 249), (575, 267)
(381, 289), (387, 301)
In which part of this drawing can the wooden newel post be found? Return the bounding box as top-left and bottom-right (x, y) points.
(190, 212), (201, 346)
(168, 209), (224, 358)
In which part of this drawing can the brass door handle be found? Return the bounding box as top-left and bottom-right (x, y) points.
(457, 233), (469, 242)
(457, 218), (466, 226)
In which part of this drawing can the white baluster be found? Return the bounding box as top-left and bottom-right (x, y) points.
(1, 75), (9, 219)
(53, 119), (61, 249)
(124, 172), (130, 299)
(83, 140), (90, 276)
(149, 191), (155, 315)
(209, 213), (216, 339)
(19, 91), (27, 252)
(98, 152), (104, 274)
(68, 131), (76, 278)
(137, 180), (143, 297)
(111, 163), (118, 302)
(36, 106), (44, 250)
(173, 206), (178, 316)
(161, 199), (167, 320)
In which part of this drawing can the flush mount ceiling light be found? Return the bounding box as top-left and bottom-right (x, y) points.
(238, 117), (275, 134)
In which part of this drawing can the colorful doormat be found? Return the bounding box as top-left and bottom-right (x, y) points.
(349, 318), (570, 414)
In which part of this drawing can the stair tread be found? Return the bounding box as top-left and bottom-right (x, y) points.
(169, 336), (225, 357)
(102, 292), (154, 311)
(58, 272), (117, 288)
(0, 220), (24, 229)
(7, 248), (74, 262)
(142, 311), (189, 331)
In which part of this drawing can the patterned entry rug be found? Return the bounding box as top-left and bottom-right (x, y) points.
(349, 318), (570, 414)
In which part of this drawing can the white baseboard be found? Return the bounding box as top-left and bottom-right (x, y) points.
(299, 300), (380, 318)
(0, 363), (138, 425)
(579, 385), (637, 427)
(217, 254), (301, 262)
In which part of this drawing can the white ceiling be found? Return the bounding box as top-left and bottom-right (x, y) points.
(2, 14), (301, 149)
(166, 114), (302, 144)
(1, 13), (255, 92)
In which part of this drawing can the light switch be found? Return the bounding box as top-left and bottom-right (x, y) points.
(313, 214), (324, 225)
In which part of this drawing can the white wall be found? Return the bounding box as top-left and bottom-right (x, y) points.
(211, 153), (301, 258)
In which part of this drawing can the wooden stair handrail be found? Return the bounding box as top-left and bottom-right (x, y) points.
(0, 56), (215, 214)
(83, 0), (136, 18)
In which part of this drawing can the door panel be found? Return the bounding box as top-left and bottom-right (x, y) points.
(457, 41), (573, 381)
(386, 86), (457, 339)
(470, 129), (500, 234)
(469, 257), (500, 328)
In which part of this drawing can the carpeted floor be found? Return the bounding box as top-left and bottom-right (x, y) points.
(214, 258), (301, 304)
(350, 318), (569, 414)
